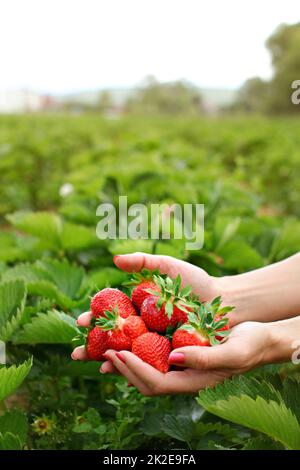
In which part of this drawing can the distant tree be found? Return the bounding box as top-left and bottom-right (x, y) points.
(235, 77), (269, 113)
(126, 76), (203, 116)
(235, 22), (300, 114)
(265, 22), (300, 114)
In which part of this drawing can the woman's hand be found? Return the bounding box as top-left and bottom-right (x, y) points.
(101, 316), (299, 395)
(99, 321), (279, 395)
(71, 252), (300, 391)
(72, 251), (221, 364)
(113, 252), (219, 301)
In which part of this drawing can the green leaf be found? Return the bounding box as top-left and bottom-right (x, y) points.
(0, 280), (27, 341)
(0, 432), (23, 450)
(88, 267), (127, 290)
(161, 415), (193, 443)
(217, 240), (264, 271)
(61, 222), (98, 251)
(0, 409), (28, 446)
(6, 211), (62, 250)
(270, 218), (300, 261)
(197, 376), (300, 450)
(0, 358), (32, 402)
(242, 436), (284, 450)
(36, 259), (85, 299)
(13, 310), (78, 344)
(2, 260), (89, 310)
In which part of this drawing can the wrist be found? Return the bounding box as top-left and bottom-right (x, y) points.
(264, 317), (300, 364)
(212, 275), (249, 326)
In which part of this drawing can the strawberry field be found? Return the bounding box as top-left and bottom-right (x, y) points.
(0, 114), (300, 450)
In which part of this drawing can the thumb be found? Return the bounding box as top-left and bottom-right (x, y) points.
(168, 344), (234, 370)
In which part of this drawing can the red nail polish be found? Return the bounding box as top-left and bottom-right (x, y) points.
(116, 352), (126, 364)
(168, 352), (185, 364)
(103, 352), (110, 360)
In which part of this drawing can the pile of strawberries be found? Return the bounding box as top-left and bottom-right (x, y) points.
(81, 270), (233, 373)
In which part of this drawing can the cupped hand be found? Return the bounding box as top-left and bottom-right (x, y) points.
(72, 252), (220, 369)
(101, 321), (275, 395)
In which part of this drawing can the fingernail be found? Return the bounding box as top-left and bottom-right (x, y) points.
(168, 352), (185, 364)
(103, 352), (110, 360)
(71, 352), (76, 360)
(127, 383), (133, 388)
(116, 352), (126, 364)
(100, 366), (106, 374)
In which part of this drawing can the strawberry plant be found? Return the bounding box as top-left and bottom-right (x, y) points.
(0, 114), (299, 450)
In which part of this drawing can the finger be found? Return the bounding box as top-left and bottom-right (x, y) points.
(113, 253), (170, 273)
(71, 346), (89, 361)
(104, 350), (153, 395)
(113, 252), (213, 299)
(159, 368), (229, 393)
(100, 360), (120, 375)
(77, 311), (92, 328)
(106, 350), (230, 394)
(114, 349), (178, 395)
(168, 343), (236, 370)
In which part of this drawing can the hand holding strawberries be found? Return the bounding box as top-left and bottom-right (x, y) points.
(72, 252), (300, 395)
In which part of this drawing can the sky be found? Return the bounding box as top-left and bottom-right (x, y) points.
(0, 0), (299, 94)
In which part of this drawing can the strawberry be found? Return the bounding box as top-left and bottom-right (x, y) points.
(132, 332), (171, 373)
(91, 288), (136, 319)
(123, 315), (148, 339)
(125, 269), (161, 310)
(172, 328), (210, 349)
(172, 296), (233, 349)
(97, 308), (148, 351)
(86, 327), (109, 361)
(132, 280), (160, 310)
(140, 274), (193, 333)
(107, 330), (132, 351)
(141, 296), (171, 332)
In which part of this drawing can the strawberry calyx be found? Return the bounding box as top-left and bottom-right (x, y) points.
(182, 296), (234, 345)
(72, 327), (88, 347)
(123, 268), (161, 287)
(96, 307), (125, 332)
(148, 273), (194, 319)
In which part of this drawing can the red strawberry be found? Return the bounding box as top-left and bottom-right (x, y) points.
(141, 297), (191, 333)
(172, 327), (210, 349)
(172, 297), (232, 349)
(141, 296), (171, 332)
(86, 327), (109, 361)
(97, 308), (148, 351)
(123, 315), (148, 340)
(131, 280), (160, 310)
(132, 332), (171, 373)
(140, 273), (194, 332)
(107, 330), (132, 351)
(91, 288), (136, 319)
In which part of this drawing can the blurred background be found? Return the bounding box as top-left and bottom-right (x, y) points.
(0, 0), (300, 116)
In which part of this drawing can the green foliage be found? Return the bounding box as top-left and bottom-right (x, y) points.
(0, 114), (299, 450)
(0, 280), (27, 342)
(0, 359), (32, 403)
(0, 410), (28, 450)
(13, 310), (78, 344)
(197, 375), (300, 449)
